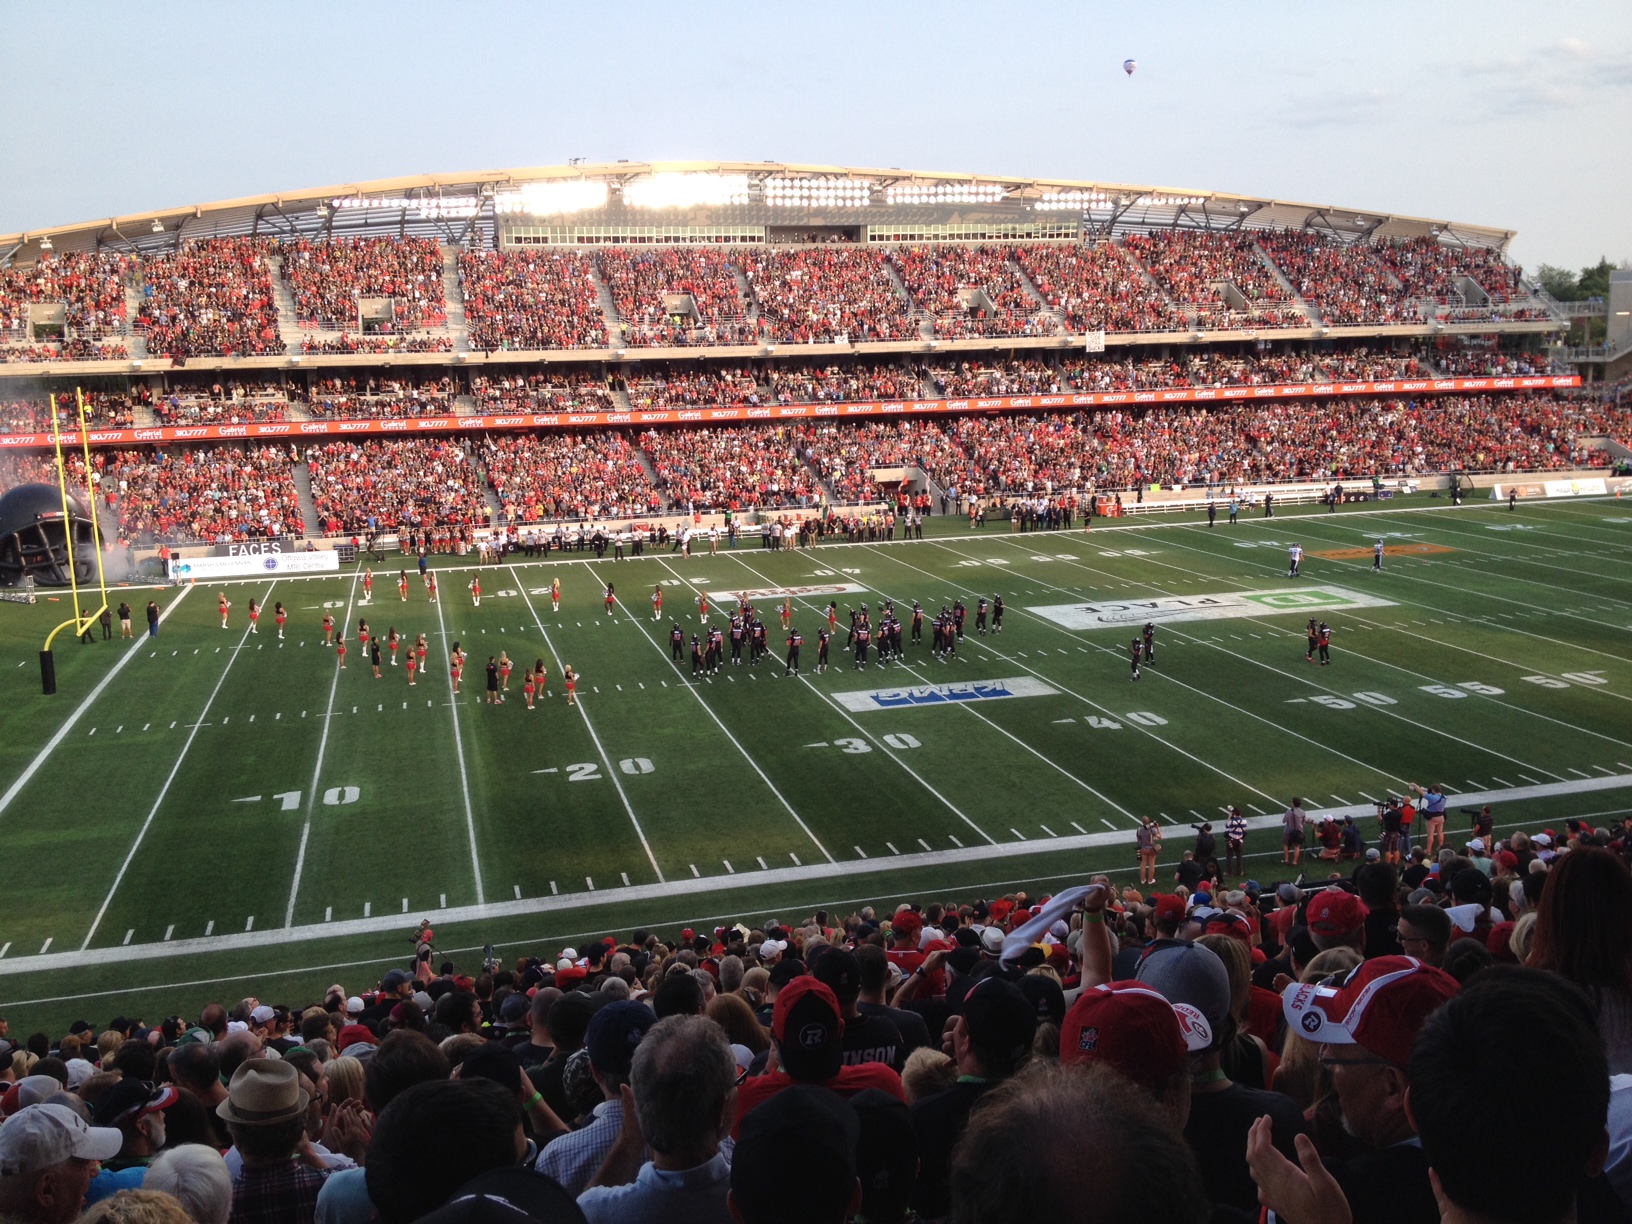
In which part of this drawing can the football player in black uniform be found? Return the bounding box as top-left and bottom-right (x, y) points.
(1130, 636), (1143, 680)
(785, 627), (803, 675)
(816, 628), (831, 673)
(670, 622), (685, 661)
(992, 596), (1005, 634)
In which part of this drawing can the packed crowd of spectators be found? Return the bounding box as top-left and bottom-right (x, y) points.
(622, 366), (760, 409)
(135, 240), (281, 360)
(801, 419), (962, 502)
(1255, 231), (1419, 326)
(923, 357), (1061, 398)
(640, 424), (820, 511)
(480, 432), (660, 522)
(0, 341), (130, 364)
(765, 360), (924, 404)
(150, 380), (289, 427)
(1376, 234), (1528, 302)
(1431, 346), (1565, 377)
(599, 247), (749, 346)
(283, 238), (448, 331)
(0, 251), (131, 344)
(906, 393), (1626, 494)
(299, 334), (454, 355)
(888, 244), (1050, 338)
(1123, 231), (1291, 307)
(739, 247), (918, 343)
(0, 392), (139, 433)
(298, 374), (457, 422)
(6, 819), (1630, 1224)
(471, 372), (617, 415)
(306, 439), (489, 534)
(1057, 348), (1425, 392)
(78, 444), (304, 543)
(1014, 242), (1191, 333)
(459, 250), (607, 352)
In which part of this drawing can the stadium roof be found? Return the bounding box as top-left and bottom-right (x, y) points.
(1, 160), (1515, 258)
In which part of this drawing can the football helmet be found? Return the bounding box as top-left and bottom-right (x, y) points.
(0, 482), (98, 587)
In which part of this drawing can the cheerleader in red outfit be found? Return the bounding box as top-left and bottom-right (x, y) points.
(274, 602), (287, 639)
(247, 599), (260, 634)
(388, 627), (400, 666)
(522, 669), (536, 710)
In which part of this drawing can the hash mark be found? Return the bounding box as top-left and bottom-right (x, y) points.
(886, 842), (901, 855)
(246, 917), (254, 931)
(756, 856), (769, 869)
(854, 846), (868, 859)
(205, 920), (214, 936)
(123, 929), (133, 946)
(949, 835), (963, 847)
(1071, 821), (1087, 835)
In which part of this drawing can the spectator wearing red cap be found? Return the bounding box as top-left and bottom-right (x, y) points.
(1260, 956), (1459, 1223)
(1306, 888), (1369, 954)
(732, 978), (902, 1138)
(1061, 981), (1209, 1128)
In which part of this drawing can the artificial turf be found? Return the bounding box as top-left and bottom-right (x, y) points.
(2, 492), (1629, 1031)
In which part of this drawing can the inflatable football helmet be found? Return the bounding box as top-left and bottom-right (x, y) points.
(0, 482), (98, 587)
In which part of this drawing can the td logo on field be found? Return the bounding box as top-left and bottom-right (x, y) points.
(1244, 590), (1359, 610)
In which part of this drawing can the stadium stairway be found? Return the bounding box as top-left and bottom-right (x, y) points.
(592, 269), (625, 348)
(292, 461), (319, 537)
(1254, 240), (1307, 305)
(733, 266), (762, 325)
(1115, 239), (1200, 330)
(1011, 263), (1069, 334)
(123, 284), (147, 359)
(879, 260), (934, 339)
(438, 246), (471, 352)
(453, 394), (480, 417)
(266, 258), (303, 354)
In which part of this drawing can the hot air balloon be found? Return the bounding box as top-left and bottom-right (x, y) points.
(1123, 58), (1137, 75)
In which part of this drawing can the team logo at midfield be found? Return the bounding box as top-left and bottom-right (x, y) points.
(834, 677), (1058, 712)
(1030, 587), (1396, 631)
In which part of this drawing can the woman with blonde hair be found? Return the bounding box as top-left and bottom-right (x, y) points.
(79, 1190), (193, 1224)
(96, 1030), (123, 1069)
(1270, 946), (1364, 1113)
(738, 966), (769, 1010)
(324, 1055), (366, 1109)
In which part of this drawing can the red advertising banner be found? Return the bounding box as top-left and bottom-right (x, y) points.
(0, 375), (1582, 451)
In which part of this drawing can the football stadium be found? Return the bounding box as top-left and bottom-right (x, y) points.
(2, 150), (1631, 1222)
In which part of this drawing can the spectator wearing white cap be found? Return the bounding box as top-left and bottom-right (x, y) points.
(0, 1103), (123, 1224)
(1255, 956), (1459, 1224)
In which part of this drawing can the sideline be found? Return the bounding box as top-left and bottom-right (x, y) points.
(4, 771), (1628, 978)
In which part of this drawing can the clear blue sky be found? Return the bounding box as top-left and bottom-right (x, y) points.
(3, 0), (1627, 274)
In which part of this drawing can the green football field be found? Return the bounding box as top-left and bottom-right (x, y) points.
(2, 493), (1631, 1033)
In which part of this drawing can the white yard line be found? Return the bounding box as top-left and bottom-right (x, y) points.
(10, 773), (1629, 978)
(80, 584), (269, 950)
(633, 558), (842, 862)
(1147, 528), (1632, 746)
(0, 587), (192, 822)
(517, 567), (666, 880)
(729, 551), (1138, 822)
(284, 573), (365, 926)
(431, 582), (489, 905)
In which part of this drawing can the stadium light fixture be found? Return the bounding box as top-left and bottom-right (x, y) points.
(884, 182), (1004, 205)
(494, 180), (609, 216)
(763, 177), (872, 207)
(1034, 190), (1109, 211)
(38, 236), (52, 251)
(150, 219), (165, 234)
(625, 173), (750, 209)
